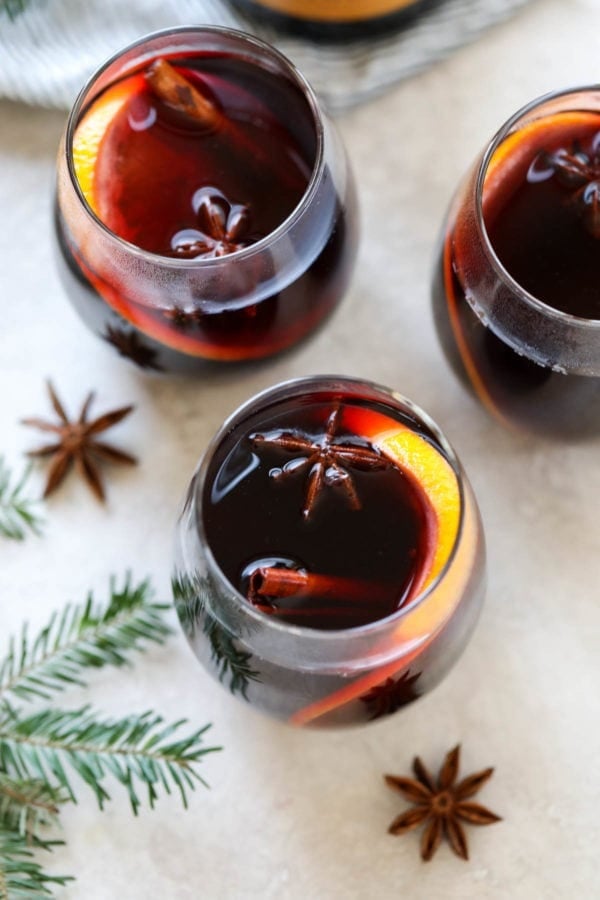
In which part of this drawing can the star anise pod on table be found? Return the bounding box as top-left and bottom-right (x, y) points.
(385, 745), (501, 861)
(22, 381), (137, 501)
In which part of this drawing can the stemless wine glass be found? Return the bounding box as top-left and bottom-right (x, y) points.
(231, 0), (446, 42)
(432, 87), (600, 439)
(173, 376), (486, 729)
(55, 27), (358, 373)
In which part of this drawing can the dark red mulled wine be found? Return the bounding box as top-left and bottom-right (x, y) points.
(55, 28), (358, 372)
(203, 399), (431, 631)
(173, 378), (486, 727)
(433, 96), (600, 438)
(91, 58), (310, 257)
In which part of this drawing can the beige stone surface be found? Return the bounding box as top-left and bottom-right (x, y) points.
(0, 0), (599, 896)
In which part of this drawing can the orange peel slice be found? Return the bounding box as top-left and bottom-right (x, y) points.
(289, 410), (464, 727)
(340, 405), (460, 594)
(377, 427), (459, 597)
(448, 110), (600, 427)
(72, 76), (145, 215)
(483, 110), (600, 218)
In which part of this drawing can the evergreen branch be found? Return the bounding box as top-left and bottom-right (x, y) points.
(0, 0), (27, 21)
(172, 573), (260, 700)
(0, 704), (219, 814)
(0, 575), (172, 702)
(0, 774), (67, 849)
(204, 617), (260, 701)
(171, 573), (203, 640)
(0, 827), (72, 899)
(0, 458), (43, 542)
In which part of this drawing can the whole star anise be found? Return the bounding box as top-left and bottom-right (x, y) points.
(163, 304), (203, 330)
(360, 671), (421, 720)
(532, 137), (600, 238)
(103, 324), (163, 371)
(385, 745), (501, 861)
(170, 186), (257, 259)
(22, 381), (137, 501)
(251, 404), (390, 520)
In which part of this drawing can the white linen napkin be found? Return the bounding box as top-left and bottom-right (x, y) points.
(0, 0), (531, 110)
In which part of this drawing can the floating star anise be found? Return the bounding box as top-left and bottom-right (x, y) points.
(103, 324), (163, 371)
(170, 186), (257, 259)
(163, 304), (202, 330)
(385, 745), (501, 862)
(22, 381), (137, 501)
(360, 671), (421, 720)
(533, 135), (600, 238)
(250, 404), (390, 520)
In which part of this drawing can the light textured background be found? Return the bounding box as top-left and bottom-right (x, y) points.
(1, 0), (599, 897)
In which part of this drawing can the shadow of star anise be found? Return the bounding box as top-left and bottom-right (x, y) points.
(103, 325), (164, 371)
(360, 671), (421, 720)
(22, 381), (137, 501)
(385, 745), (501, 861)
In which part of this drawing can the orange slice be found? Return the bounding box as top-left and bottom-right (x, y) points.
(72, 76), (145, 215)
(341, 405), (460, 595)
(446, 110), (600, 429)
(483, 110), (600, 218)
(289, 409), (463, 727)
(376, 427), (459, 597)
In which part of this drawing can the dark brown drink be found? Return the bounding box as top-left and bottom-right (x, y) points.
(433, 93), (600, 438)
(174, 377), (486, 727)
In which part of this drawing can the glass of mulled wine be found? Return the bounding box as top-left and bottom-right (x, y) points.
(55, 27), (358, 372)
(232, 0), (445, 43)
(432, 87), (600, 439)
(173, 376), (486, 728)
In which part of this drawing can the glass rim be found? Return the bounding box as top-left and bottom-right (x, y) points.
(64, 24), (325, 268)
(475, 83), (600, 331)
(192, 374), (467, 644)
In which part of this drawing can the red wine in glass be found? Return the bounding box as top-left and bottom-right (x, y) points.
(432, 89), (600, 438)
(55, 28), (358, 372)
(173, 377), (486, 727)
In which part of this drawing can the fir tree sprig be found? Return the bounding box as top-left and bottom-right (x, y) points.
(0, 0), (31, 21)
(0, 704), (215, 813)
(0, 773), (66, 848)
(172, 573), (260, 700)
(0, 458), (43, 542)
(0, 575), (171, 702)
(0, 575), (219, 895)
(0, 827), (72, 898)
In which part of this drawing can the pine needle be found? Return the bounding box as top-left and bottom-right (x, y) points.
(0, 704), (218, 814)
(0, 773), (66, 847)
(0, 458), (43, 542)
(0, 574), (172, 701)
(173, 573), (260, 700)
(0, 827), (72, 898)
(0, 573), (219, 892)
(0, 0), (30, 20)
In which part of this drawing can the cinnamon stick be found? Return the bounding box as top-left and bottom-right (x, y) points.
(249, 566), (392, 607)
(146, 59), (220, 130)
(144, 58), (305, 193)
(250, 567), (309, 600)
